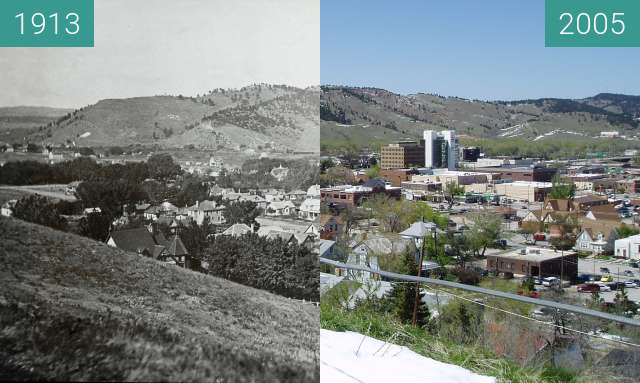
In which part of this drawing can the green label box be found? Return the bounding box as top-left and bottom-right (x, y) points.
(546, 0), (640, 47)
(0, 0), (94, 47)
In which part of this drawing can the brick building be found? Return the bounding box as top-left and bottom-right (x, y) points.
(321, 179), (402, 208)
(487, 247), (578, 281)
(380, 141), (425, 169)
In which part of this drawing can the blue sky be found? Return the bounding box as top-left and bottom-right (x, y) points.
(321, 0), (640, 100)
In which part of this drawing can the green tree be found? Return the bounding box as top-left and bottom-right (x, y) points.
(466, 210), (503, 257)
(614, 286), (636, 316)
(548, 175), (576, 199)
(384, 250), (430, 327)
(616, 224), (640, 239)
(147, 153), (181, 181)
(79, 212), (112, 242)
(443, 181), (464, 209)
(13, 195), (67, 230)
(224, 201), (261, 227)
(365, 164), (381, 179)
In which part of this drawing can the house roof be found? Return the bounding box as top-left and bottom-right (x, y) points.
(399, 221), (438, 238)
(222, 223), (252, 236)
(573, 195), (608, 205)
(109, 228), (158, 254)
(136, 203), (151, 211)
(544, 199), (572, 212)
(581, 219), (620, 240)
(188, 200), (224, 212)
(166, 235), (188, 256)
(299, 198), (320, 212)
(585, 205), (620, 221)
(268, 201), (296, 210)
(266, 231), (296, 242)
(319, 239), (336, 257)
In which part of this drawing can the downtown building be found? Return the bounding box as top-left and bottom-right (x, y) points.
(380, 140), (425, 169)
(423, 130), (457, 170)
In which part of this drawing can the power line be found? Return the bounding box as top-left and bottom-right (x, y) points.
(419, 283), (640, 349)
(320, 257), (640, 327)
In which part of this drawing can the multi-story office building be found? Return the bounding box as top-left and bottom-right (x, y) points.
(462, 147), (481, 162)
(380, 140), (425, 169)
(423, 130), (457, 170)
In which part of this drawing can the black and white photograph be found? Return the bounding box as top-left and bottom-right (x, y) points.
(0, 1), (320, 381)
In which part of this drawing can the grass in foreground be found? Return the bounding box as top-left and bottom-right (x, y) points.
(0, 216), (319, 382)
(320, 286), (585, 383)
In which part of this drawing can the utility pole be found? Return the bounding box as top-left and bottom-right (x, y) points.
(412, 235), (426, 326)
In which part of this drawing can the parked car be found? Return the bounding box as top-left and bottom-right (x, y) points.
(629, 261), (639, 269)
(601, 275), (614, 282)
(607, 282), (626, 290)
(577, 284), (600, 293)
(576, 274), (592, 283)
(534, 233), (546, 241)
(493, 239), (507, 249)
(624, 281), (638, 288)
(631, 279), (640, 286)
(624, 270), (635, 277)
(533, 277), (542, 285)
(600, 267), (611, 274)
(542, 277), (559, 287)
(595, 283), (612, 292)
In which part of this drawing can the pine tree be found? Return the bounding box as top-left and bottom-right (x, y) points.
(385, 250), (430, 327)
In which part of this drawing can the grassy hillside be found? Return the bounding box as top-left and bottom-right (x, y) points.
(0, 216), (319, 382)
(0, 106), (72, 145)
(321, 86), (640, 153)
(18, 84), (319, 153)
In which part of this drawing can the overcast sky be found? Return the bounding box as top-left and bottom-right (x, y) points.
(0, 0), (319, 108)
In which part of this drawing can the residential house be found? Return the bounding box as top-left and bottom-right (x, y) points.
(135, 203), (151, 215)
(285, 189), (307, 202)
(265, 200), (296, 217)
(320, 239), (337, 258)
(298, 198), (320, 221)
(306, 184), (320, 199)
(187, 200), (226, 225)
(1, 199), (16, 217)
(255, 216), (318, 238)
(574, 221), (619, 254)
(584, 205), (620, 222)
(107, 227), (167, 258)
(220, 223), (253, 237)
(263, 189), (285, 203)
(239, 194), (268, 210)
(320, 214), (342, 240)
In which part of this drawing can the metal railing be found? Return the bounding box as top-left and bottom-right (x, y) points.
(320, 257), (640, 327)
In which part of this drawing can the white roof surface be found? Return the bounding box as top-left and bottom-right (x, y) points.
(321, 329), (495, 383)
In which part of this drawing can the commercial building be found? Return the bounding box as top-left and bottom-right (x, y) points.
(321, 179), (402, 208)
(380, 141), (425, 169)
(473, 166), (557, 183)
(465, 181), (553, 202)
(424, 130), (457, 170)
(461, 158), (535, 169)
(379, 168), (419, 187)
(487, 247), (578, 281)
(411, 170), (493, 186)
(615, 234), (640, 259)
(461, 147), (481, 162)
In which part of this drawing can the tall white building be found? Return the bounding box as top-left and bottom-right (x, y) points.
(423, 130), (457, 170)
